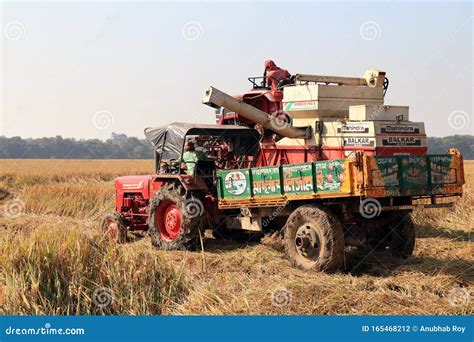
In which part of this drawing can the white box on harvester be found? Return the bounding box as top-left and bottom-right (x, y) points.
(283, 84), (384, 119)
(349, 105), (409, 121)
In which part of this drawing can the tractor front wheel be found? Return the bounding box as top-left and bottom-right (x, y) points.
(100, 212), (127, 243)
(284, 205), (344, 272)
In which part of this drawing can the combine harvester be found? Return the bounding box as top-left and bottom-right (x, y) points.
(101, 68), (465, 272)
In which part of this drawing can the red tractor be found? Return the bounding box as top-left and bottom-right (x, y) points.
(101, 123), (261, 249)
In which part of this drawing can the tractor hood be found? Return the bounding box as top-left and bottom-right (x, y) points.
(115, 175), (152, 192)
(144, 122), (261, 160)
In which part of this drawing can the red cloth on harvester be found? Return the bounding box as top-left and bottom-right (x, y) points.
(264, 60), (290, 90)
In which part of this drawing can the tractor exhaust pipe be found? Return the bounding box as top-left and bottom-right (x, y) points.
(202, 86), (310, 139)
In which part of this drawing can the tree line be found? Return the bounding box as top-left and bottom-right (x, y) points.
(0, 133), (472, 159)
(426, 135), (473, 159)
(0, 133), (153, 159)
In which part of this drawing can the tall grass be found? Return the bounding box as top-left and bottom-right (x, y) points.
(0, 220), (188, 315)
(23, 183), (115, 218)
(0, 159), (153, 187)
(0, 160), (472, 315)
(412, 190), (473, 231)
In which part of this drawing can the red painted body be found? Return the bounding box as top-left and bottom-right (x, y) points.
(114, 173), (212, 231)
(115, 175), (152, 230)
(115, 176), (152, 209)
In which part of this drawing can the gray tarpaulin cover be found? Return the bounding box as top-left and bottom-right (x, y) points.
(144, 122), (260, 160)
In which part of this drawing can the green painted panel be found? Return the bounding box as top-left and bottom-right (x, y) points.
(251, 166), (282, 197)
(216, 154), (458, 201)
(429, 155), (455, 185)
(399, 156), (431, 196)
(282, 163), (314, 195)
(218, 169), (251, 199)
(400, 156), (429, 193)
(372, 157), (400, 188)
(314, 159), (346, 193)
(429, 155), (457, 195)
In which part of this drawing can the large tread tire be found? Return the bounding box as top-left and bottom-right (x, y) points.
(148, 183), (203, 250)
(389, 212), (416, 258)
(284, 205), (344, 272)
(100, 212), (127, 243)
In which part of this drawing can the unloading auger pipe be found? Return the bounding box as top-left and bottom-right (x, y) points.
(202, 86), (310, 139)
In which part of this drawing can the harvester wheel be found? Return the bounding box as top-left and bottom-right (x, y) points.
(148, 184), (203, 250)
(389, 212), (415, 258)
(284, 205), (344, 272)
(100, 212), (127, 243)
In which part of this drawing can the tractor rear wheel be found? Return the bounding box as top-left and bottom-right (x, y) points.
(100, 212), (127, 243)
(389, 212), (415, 258)
(148, 184), (203, 250)
(284, 205), (344, 272)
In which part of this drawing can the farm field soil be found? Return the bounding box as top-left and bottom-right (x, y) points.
(0, 159), (472, 315)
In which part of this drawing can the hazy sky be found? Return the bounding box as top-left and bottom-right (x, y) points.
(1, 0), (472, 139)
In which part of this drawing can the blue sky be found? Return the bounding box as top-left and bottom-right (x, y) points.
(1, 1), (472, 139)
